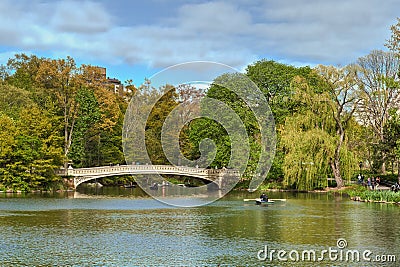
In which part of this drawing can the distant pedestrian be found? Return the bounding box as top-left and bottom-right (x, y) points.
(391, 183), (400, 192)
(367, 178), (372, 190)
(375, 177), (380, 190)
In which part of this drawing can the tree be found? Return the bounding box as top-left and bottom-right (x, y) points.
(246, 60), (324, 182)
(355, 50), (400, 173)
(281, 77), (335, 190)
(0, 114), (17, 189)
(316, 65), (361, 188)
(179, 84), (204, 158)
(123, 80), (180, 166)
(0, 105), (63, 190)
(5, 53), (42, 91)
(0, 83), (33, 118)
(246, 60), (323, 124)
(187, 72), (267, 180)
(123, 79), (138, 101)
(35, 56), (79, 167)
(68, 88), (101, 167)
(280, 76), (358, 190)
(76, 65), (125, 167)
(381, 109), (400, 182)
(163, 84), (205, 165)
(5, 54), (50, 108)
(386, 17), (400, 54)
(145, 85), (178, 165)
(0, 53), (141, 189)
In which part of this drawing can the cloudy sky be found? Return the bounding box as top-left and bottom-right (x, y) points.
(0, 0), (399, 85)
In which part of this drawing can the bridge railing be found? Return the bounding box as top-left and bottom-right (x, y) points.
(65, 165), (238, 177)
(54, 168), (67, 176)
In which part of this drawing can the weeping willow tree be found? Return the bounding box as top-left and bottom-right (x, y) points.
(281, 75), (359, 190)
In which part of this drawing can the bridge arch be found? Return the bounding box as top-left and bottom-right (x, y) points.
(62, 165), (239, 189)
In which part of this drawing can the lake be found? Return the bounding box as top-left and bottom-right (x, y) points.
(0, 186), (399, 266)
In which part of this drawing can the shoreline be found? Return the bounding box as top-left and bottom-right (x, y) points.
(246, 186), (351, 194)
(0, 189), (75, 194)
(350, 196), (400, 205)
(1, 185), (350, 194)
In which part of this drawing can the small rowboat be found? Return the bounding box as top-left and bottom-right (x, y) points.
(243, 198), (286, 202)
(255, 198), (275, 205)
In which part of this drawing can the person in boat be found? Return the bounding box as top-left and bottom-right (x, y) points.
(150, 182), (158, 189)
(260, 192), (268, 202)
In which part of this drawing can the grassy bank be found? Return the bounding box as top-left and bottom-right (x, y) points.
(345, 185), (400, 204)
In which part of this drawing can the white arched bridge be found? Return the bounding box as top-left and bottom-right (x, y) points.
(57, 165), (240, 190)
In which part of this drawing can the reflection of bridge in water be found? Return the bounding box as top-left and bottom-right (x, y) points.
(57, 165), (240, 190)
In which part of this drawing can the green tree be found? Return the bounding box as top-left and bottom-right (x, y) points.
(280, 76), (358, 190)
(316, 65), (361, 188)
(355, 50), (400, 173)
(5, 54), (51, 108)
(0, 82), (33, 118)
(68, 88), (101, 167)
(79, 65), (126, 167)
(1, 105), (63, 190)
(5, 53), (42, 91)
(246, 60), (324, 182)
(35, 56), (79, 167)
(145, 85), (178, 164)
(246, 60), (323, 124)
(381, 109), (400, 182)
(0, 114), (17, 189)
(187, 73), (261, 180)
(280, 77), (334, 190)
(175, 84), (205, 162)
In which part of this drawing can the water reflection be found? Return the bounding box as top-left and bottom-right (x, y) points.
(0, 189), (399, 266)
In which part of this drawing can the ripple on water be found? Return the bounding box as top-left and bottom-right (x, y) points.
(0, 192), (399, 266)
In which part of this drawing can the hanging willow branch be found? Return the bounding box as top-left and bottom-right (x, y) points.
(280, 75), (359, 190)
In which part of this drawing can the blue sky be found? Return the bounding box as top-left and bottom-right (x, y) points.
(0, 0), (399, 86)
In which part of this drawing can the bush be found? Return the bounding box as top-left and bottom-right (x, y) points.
(346, 185), (400, 203)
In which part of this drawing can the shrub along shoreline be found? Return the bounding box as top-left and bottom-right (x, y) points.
(345, 186), (400, 204)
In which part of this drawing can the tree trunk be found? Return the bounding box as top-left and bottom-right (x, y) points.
(392, 161), (394, 175)
(331, 159), (344, 188)
(331, 130), (345, 188)
(398, 159), (400, 184)
(64, 103), (68, 170)
(380, 133), (387, 174)
(381, 159), (387, 175)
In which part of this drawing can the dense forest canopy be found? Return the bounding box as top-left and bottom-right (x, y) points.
(1, 19), (400, 191)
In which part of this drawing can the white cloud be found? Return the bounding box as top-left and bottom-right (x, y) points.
(51, 1), (113, 33)
(176, 1), (252, 34)
(254, 0), (399, 64)
(0, 0), (398, 74)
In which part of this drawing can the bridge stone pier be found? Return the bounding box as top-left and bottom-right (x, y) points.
(58, 165), (239, 190)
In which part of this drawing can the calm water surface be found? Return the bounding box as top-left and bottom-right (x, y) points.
(0, 187), (399, 267)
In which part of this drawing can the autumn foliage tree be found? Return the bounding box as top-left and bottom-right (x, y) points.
(0, 54), (128, 190)
(2, 18), (400, 192)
